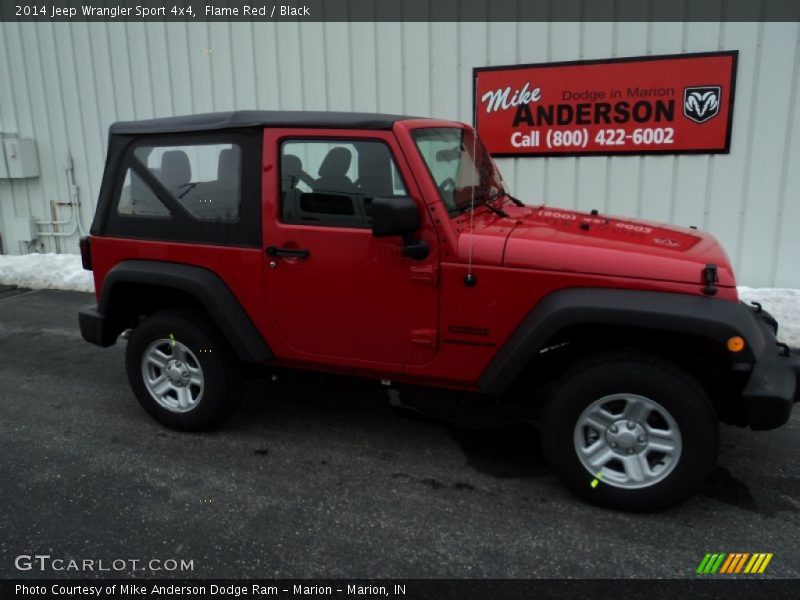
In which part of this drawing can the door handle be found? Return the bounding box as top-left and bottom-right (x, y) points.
(266, 245), (310, 259)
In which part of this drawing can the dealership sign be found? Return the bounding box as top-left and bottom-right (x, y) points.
(474, 51), (737, 157)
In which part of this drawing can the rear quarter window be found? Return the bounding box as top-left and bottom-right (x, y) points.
(104, 131), (261, 247)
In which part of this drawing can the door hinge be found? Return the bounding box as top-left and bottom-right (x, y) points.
(410, 328), (438, 348)
(410, 264), (438, 286)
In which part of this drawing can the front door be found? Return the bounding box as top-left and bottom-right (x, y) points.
(262, 128), (439, 368)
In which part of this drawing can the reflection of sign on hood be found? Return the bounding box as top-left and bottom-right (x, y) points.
(684, 86), (721, 123)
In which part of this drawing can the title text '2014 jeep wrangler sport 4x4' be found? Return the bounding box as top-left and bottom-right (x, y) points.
(79, 111), (799, 511)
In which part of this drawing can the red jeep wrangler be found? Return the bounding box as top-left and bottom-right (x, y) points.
(79, 111), (799, 510)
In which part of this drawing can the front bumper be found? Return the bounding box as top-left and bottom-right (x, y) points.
(78, 305), (118, 347)
(740, 306), (800, 430)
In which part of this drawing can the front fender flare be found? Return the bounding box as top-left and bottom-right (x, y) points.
(478, 288), (764, 397)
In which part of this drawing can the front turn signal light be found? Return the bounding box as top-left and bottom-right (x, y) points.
(727, 336), (745, 352)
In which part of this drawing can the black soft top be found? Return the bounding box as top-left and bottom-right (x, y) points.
(109, 110), (422, 135)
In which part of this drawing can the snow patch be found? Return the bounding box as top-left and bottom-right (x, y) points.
(0, 253), (94, 293)
(738, 287), (800, 350)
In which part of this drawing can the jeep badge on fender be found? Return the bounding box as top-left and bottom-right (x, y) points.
(78, 110), (800, 512)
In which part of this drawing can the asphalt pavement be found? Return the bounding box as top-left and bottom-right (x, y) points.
(1, 289), (798, 579)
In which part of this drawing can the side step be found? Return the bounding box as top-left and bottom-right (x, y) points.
(387, 386), (540, 429)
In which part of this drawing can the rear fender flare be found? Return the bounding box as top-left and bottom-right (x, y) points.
(99, 260), (273, 363)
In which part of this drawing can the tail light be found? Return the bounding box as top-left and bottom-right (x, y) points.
(79, 236), (93, 271)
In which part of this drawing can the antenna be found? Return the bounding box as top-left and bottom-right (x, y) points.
(464, 96), (479, 287)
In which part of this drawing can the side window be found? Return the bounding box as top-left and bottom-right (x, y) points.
(119, 143), (241, 222)
(117, 169), (171, 217)
(105, 131), (261, 247)
(280, 139), (408, 228)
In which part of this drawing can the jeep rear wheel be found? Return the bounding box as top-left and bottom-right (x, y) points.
(141, 338), (205, 413)
(540, 353), (718, 511)
(125, 311), (239, 431)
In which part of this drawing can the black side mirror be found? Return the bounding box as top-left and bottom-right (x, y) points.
(371, 197), (429, 260)
(371, 197), (421, 237)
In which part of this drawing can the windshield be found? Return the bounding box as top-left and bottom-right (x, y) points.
(412, 127), (506, 214)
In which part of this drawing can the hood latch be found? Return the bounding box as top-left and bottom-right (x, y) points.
(702, 263), (719, 296)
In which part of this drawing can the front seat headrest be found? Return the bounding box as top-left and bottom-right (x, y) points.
(318, 147), (352, 178)
(281, 154), (303, 190)
(282, 154), (302, 178)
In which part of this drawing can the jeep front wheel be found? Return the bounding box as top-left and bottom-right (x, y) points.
(125, 311), (239, 431)
(540, 353), (718, 511)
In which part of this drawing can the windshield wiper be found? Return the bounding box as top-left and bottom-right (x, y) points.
(473, 192), (510, 218)
(481, 200), (510, 218)
(504, 193), (526, 207)
(452, 191), (512, 218)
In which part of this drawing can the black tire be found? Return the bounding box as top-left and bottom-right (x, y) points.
(540, 352), (718, 511)
(125, 310), (240, 431)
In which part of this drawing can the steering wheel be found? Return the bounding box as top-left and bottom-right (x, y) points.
(439, 178), (456, 194)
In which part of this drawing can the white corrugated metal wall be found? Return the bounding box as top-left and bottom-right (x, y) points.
(0, 20), (798, 287)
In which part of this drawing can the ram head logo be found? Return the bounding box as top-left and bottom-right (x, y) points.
(683, 86), (722, 124)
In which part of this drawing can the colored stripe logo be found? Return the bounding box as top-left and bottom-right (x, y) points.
(696, 553), (773, 574)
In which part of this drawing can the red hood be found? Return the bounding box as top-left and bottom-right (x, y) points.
(456, 205), (736, 287)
